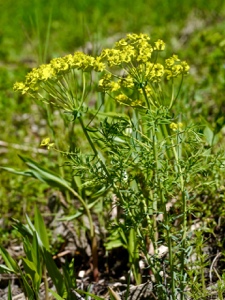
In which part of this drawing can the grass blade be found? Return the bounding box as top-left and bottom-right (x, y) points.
(34, 206), (50, 251)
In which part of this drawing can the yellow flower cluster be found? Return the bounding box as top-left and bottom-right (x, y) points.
(98, 33), (189, 108)
(98, 73), (135, 92)
(100, 47), (135, 67)
(99, 33), (160, 67)
(13, 33), (189, 111)
(98, 72), (151, 107)
(165, 55), (190, 80)
(98, 34), (189, 83)
(14, 52), (105, 95)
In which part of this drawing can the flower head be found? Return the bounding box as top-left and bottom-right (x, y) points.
(14, 33), (189, 112)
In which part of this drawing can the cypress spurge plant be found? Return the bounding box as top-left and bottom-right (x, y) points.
(11, 33), (224, 299)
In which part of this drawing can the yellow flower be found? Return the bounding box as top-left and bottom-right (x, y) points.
(39, 64), (56, 80)
(98, 74), (113, 91)
(110, 81), (120, 92)
(13, 82), (29, 94)
(115, 38), (128, 47)
(93, 57), (106, 72)
(40, 137), (50, 146)
(170, 122), (183, 131)
(166, 55), (180, 68)
(116, 94), (129, 104)
(154, 39), (166, 51)
(149, 63), (164, 82)
(131, 99), (145, 107)
(181, 61), (190, 73)
(165, 55), (190, 79)
(50, 57), (69, 74)
(126, 33), (150, 42)
(119, 75), (134, 89)
(40, 137), (54, 149)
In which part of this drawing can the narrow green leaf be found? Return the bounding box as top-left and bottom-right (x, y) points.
(25, 214), (36, 232)
(204, 126), (214, 146)
(11, 218), (33, 238)
(105, 239), (124, 250)
(119, 228), (128, 246)
(62, 263), (77, 299)
(34, 206), (50, 251)
(75, 289), (105, 300)
(0, 246), (19, 273)
(19, 155), (71, 190)
(22, 236), (33, 262)
(22, 257), (39, 283)
(48, 289), (65, 300)
(25, 214), (45, 250)
(31, 232), (41, 272)
(20, 234), (41, 296)
(1, 155), (71, 191)
(0, 265), (14, 273)
(0, 167), (31, 177)
(128, 228), (135, 255)
(43, 248), (65, 296)
(20, 271), (36, 298)
(7, 281), (12, 300)
(0, 247), (34, 299)
(33, 231), (42, 285)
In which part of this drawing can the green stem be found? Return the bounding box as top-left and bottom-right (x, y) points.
(168, 78), (175, 110)
(77, 116), (111, 282)
(43, 0), (53, 63)
(156, 122), (177, 298)
(152, 128), (159, 248)
(43, 266), (49, 300)
(78, 117), (110, 178)
(171, 138), (186, 300)
(141, 86), (151, 110)
(169, 75), (184, 109)
(159, 124), (186, 299)
(180, 190), (187, 300)
(141, 87), (159, 251)
(66, 185), (94, 239)
(141, 196), (158, 276)
(159, 123), (173, 160)
(66, 184), (98, 281)
(161, 186), (175, 299)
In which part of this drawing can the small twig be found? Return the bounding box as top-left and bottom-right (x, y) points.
(209, 252), (222, 283)
(12, 293), (26, 300)
(52, 249), (72, 259)
(0, 273), (21, 280)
